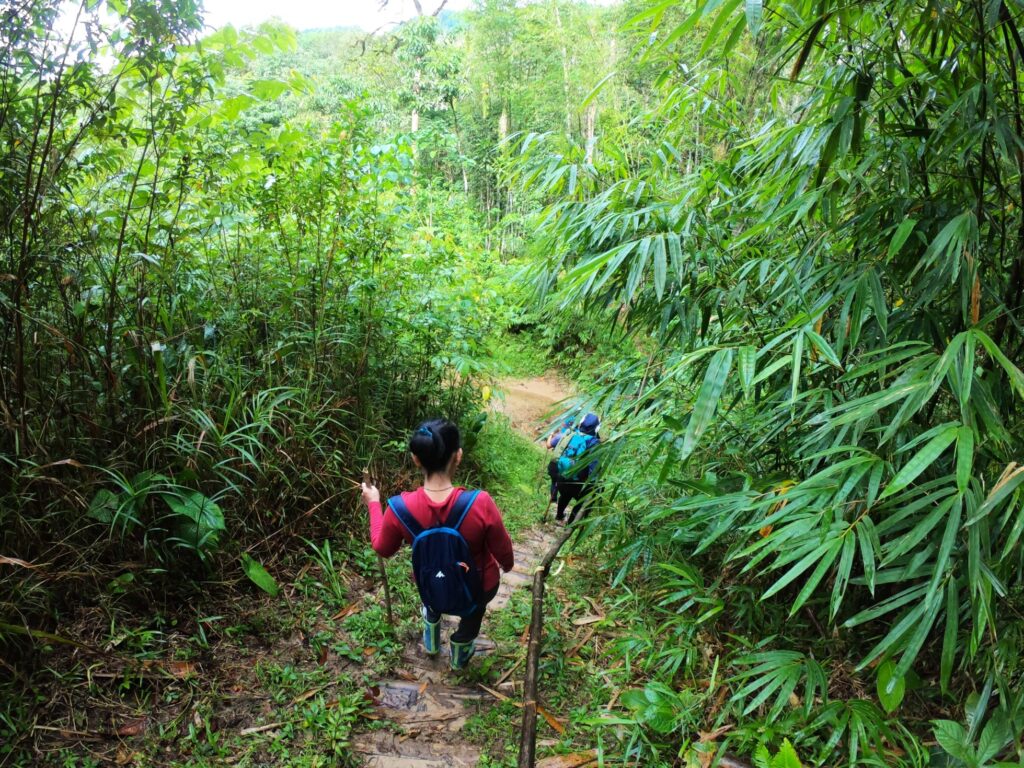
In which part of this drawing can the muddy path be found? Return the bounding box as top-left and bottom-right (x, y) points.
(490, 373), (575, 441)
(353, 374), (573, 767)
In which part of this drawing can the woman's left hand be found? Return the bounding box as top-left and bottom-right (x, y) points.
(361, 482), (380, 505)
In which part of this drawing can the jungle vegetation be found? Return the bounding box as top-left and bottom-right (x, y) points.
(2, 0), (1023, 766)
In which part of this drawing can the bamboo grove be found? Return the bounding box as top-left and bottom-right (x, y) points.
(520, 1), (1024, 764)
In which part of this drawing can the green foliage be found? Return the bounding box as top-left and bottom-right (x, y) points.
(516, 0), (1024, 765)
(240, 554), (279, 596)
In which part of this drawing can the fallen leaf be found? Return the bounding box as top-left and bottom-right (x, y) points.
(115, 718), (147, 737)
(292, 685), (327, 704)
(417, 681), (428, 695)
(165, 660), (197, 679)
(0, 556), (40, 569)
(331, 602), (360, 621)
(536, 751), (598, 768)
(115, 746), (140, 765)
(583, 596), (603, 614)
(36, 458), (84, 470)
(240, 721), (285, 736)
(698, 724), (733, 743)
(571, 614), (604, 626)
(605, 688), (621, 711)
(479, 684), (510, 702)
(568, 627), (596, 657)
(537, 704), (566, 735)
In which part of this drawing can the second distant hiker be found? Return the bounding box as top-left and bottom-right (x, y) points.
(546, 412), (601, 524)
(361, 419), (515, 670)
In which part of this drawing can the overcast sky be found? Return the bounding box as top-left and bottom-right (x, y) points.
(201, 0), (474, 33)
(199, 0), (619, 33)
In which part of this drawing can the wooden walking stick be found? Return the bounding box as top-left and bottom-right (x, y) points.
(364, 469), (394, 628)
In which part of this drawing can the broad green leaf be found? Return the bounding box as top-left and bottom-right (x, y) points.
(879, 424), (958, 499)
(875, 659), (905, 713)
(932, 720), (972, 763)
(977, 713), (1012, 764)
(830, 533), (856, 619)
(856, 518), (877, 594)
(806, 329), (842, 368)
(771, 739), (802, 768)
(162, 490), (226, 553)
(241, 554), (279, 597)
(219, 94), (255, 120)
(790, 331), (804, 403)
(87, 489), (119, 524)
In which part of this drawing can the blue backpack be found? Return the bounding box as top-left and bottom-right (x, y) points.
(556, 430), (599, 480)
(387, 490), (482, 617)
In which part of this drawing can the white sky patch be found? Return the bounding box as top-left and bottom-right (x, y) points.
(200, 0), (473, 33)
(199, 0), (620, 33)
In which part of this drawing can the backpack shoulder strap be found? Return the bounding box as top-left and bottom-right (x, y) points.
(444, 489), (480, 531)
(387, 495), (423, 539)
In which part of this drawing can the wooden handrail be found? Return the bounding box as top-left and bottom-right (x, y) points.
(517, 526), (574, 768)
(515, 524), (754, 768)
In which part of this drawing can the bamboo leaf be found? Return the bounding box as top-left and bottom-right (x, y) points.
(955, 426), (974, 494)
(887, 218), (917, 258)
(745, 0), (763, 36)
(940, 579), (959, 693)
(879, 425), (958, 499)
(973, 329), (1024, 398)
(738, 345), (756, 398)
(681, 348), (734, 459)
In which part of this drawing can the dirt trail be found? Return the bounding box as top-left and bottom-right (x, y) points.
(491, 374), (575, 441)
(353, 374), (572, 767)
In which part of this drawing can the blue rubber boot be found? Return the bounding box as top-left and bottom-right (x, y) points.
(449, 639), (476, 670)
(422, 607), (440, 656)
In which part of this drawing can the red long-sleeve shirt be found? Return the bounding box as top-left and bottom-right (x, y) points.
(367, 487), (514, 592)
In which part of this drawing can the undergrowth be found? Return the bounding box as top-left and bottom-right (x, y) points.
(0, 404), (554, 767)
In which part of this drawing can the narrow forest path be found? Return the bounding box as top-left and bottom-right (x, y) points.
(352, 374), (577, 768)
(353, 373), (573, 768)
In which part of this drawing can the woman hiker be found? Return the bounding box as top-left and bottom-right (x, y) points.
(360, 418), (515, 670)
(546, 412), (601, 524)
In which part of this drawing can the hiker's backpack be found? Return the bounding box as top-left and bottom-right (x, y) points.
(386, 490), (482, 617)
(556, 430), (599, 480)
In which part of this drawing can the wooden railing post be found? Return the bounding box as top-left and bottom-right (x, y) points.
(518, 527), (573, 768)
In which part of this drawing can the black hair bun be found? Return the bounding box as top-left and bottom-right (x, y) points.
(409, 419), (461, 474)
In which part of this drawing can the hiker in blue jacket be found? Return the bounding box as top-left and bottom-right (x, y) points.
(546, 412), (601, 524)
(544, 417), (574, 505)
